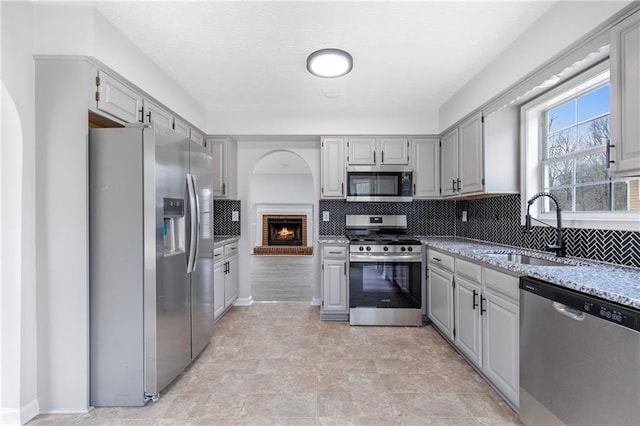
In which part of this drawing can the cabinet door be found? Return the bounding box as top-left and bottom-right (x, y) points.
(321, 137), (345, 198)
(208, 137), (227, 197)
(441, 128), (458, 196)
(483, 291), (519, 407)
(143, 100), (173, 129)
(191, 129), (206, 148)
(454, 276), (482, 367)
(347, 137), (377, 164)
(322, 260), (348, 313)
(174, 118), (190, 138)
(213, 262), (226, 320)
(459, 113), (484, 194)
(427, 266), (453, 339)
(379, 137), (409, 165)
(412, 137), (440, 198)
(225, 256), (239, 308)
(610, 10), (640, 176)
(96, 71), (141, 123)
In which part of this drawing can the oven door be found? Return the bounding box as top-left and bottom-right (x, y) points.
(349, 253), (421, 309)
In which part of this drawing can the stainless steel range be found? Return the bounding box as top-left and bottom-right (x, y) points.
(346, 215), (422, 326)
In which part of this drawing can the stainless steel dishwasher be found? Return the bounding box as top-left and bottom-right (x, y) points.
(520, 276), (640, 425)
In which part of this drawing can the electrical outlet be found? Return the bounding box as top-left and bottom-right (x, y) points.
(232, 211), (239, 222)
(323, 211), (330, 222)
(462, 211), (468, 222)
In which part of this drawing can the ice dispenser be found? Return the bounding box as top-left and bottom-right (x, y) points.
(163, 197), (185, 255)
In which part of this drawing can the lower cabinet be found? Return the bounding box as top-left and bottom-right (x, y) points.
(321, 244), (349, 320)
(213, 240), (239, 321)
(427, 248), (520, 410)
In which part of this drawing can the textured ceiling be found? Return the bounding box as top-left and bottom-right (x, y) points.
(96, 1), (558, 133)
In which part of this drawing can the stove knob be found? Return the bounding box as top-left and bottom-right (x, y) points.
(401, 246), (406, 252)
(366, 246), (371, 251)
(407, 246), (413, 252)
(359, 246), (364, 252)
(383, 246), (389, 251)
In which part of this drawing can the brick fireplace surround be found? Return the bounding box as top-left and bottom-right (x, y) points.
(254, 214), (313, 255)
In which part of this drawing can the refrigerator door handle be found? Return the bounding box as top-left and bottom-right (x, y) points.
(186, 173), (199, 273)
(191, 174), (201, 272)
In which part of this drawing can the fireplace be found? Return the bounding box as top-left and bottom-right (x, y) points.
(254, 213), (313, 255)
(267, 218), (302, 246)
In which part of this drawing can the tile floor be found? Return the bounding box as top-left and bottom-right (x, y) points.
(30, 303), (521, 425)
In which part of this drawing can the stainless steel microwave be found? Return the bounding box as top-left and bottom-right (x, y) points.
(346, 166), (413, 202)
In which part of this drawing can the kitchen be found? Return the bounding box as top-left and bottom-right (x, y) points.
(2, 1), (640, 425)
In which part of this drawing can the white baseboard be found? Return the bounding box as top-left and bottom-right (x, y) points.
(1, 408), (20, 426)
(233, 296), (253, 306)
(310, 297), (321, 306)
(21, 399), (40, 425)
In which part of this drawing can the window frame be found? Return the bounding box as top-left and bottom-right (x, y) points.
(520, 60), (640, 232)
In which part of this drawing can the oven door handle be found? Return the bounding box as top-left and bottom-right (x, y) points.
(350, 254), (422, 262)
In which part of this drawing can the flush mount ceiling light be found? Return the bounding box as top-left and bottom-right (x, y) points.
(307, 48), (353, 78)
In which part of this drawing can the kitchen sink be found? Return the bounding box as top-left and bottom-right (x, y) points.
(482, 252), (578, 266)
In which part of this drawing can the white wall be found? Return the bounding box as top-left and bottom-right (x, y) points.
(252, 174), (315, 205)
(33, 5), (207, 131)
(0, 1), (38, 424)
(236, 140), (322, 304)
(440, 0), (633, 130)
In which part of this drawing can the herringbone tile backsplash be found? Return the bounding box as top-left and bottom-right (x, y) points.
(455, 194), (639, 268)
(317, 195), (639, 268)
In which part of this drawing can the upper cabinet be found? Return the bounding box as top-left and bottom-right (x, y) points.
(346, 137), (409, 165)
(207, 136), (238, 199)
(411, 137), (440, 198)
(174, 117), (191, 138)
(321, 137), (346, 198)
(191, 129), (205, 147)
(95, 71), (142, 124)
(142, 99), (173, 129)
(610, 9), (640, 176)
(440, 110), (518, 198)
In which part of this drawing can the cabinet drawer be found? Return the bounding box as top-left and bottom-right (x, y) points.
(213, 247), (224, 264)
(484, 267), (519, 302)
(224, 242), (239, 257)
(428, 249), (454, 271)
(322, 245), (347, 259)
(456, 258), (482, 282)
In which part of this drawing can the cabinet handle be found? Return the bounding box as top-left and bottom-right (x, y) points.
(373, 151), (376, 164)
(606, 139), (615, 165)
(138, 108), (144, 123)
(341, 182), (344, 195)
(381, 151), (384, 163)
(328, 251), (342, 254)
(146, 111), (152, 123)
(452, 179), (456, 192)
(413, 183), (416, 195)
(480, 295), (487, 315)
(432, 257), (441, 262)
(457, 178), (461, 191)
(472, 290), (478, 310)
(222, 183), (226, 195)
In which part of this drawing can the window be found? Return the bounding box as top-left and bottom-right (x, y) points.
(521, 61), (639, 231)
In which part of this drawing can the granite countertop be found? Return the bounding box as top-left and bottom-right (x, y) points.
(318, 235), (350, 244)
(213, 235), (240, 248)
(420, 237), (640, 310)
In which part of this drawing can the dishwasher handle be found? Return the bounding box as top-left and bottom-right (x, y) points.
(552, 301), (586, 321)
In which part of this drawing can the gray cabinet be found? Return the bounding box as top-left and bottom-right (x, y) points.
(208, 136), (238, 199)
(411, 136), (440, 198)
(213, 241), (239, 321)
(346, 137), (409, 165)
(95, 70), (142, 124)
(610, 9), (640, 176)
(321, 244), (349, 320)
(427, 249), (454, 339)
(320, 137), (346, 198)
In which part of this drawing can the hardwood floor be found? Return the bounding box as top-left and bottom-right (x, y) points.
(250, 255), (315, 302)
(29, 303), (521, 425)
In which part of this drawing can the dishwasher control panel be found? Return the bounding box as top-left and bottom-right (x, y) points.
(520, 277), (640, 332)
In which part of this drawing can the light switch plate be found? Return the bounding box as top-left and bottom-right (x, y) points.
(462, 211), (467, 222)
(232, 211), (239, 221)
(323, 211), (330, 222)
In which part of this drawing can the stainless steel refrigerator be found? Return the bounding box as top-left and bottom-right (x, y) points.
(89, 123), (214, 406)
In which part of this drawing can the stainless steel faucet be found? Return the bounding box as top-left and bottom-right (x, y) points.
(525, 192), (565, 257)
